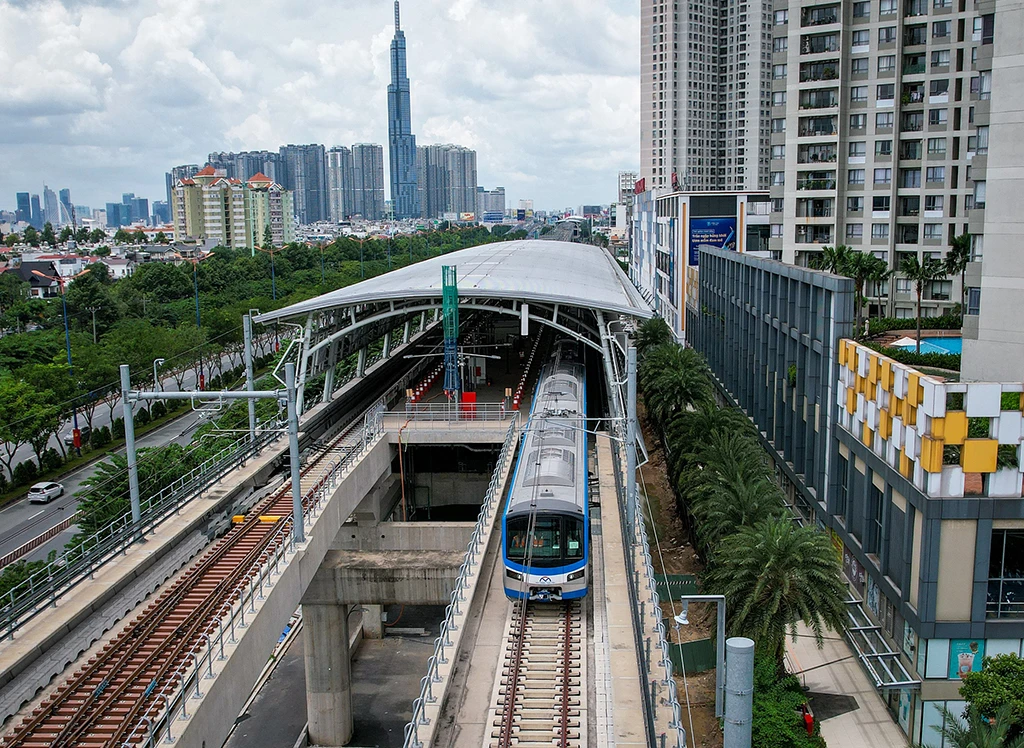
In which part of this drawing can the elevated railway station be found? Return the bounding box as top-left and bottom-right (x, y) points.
(0, 240), (707, 748)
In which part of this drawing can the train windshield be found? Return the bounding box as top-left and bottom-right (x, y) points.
(506, 514), (585, 568)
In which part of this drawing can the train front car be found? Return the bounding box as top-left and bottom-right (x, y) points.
(502, 347), (588, 602)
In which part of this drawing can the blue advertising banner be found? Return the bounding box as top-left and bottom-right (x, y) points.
(688, 217), (737, 266)
(948, 639), (985, 679)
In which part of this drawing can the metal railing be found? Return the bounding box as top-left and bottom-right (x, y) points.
(391, 402), (517, 423)
(403, 415), (519, 748)
(121, 406), (389, 748)
(0, 420), (279, 639)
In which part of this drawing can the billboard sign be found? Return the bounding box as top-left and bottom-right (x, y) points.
(688, 217), (737, 266)
(516, 209), (526, 221)
(460, 212), (476, 222)
(482, 211), (504, 223)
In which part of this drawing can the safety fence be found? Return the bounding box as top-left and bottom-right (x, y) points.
(0, 514), (78, 569)
(391, 402), (517, 423)
(402, 414), (520, 748)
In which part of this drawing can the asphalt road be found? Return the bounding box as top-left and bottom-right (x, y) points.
(0, 408), (208, 563)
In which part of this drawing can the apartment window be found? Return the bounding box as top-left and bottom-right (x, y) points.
(847, 223), (864, 238)
(878, 55), (896, 73)
(931, 49), (951, 67)
(772, 91), (787, 106)
(850, 113), (867, 129)
(849, 141), (867, 157)
(926, 166), (945, 183)
(873, 196), (891, 211)
(876, 111), (894, 128)
(774, 37), (789, 52)
(774, 9), (789, 24)
(933, 0), (951, 6)
(923, 223), (943, 239)
(853, 1), (871, 17)
(968, 126), (990, 154)
(929, 108), (948, 125)
(879, 26), (897, 43)
(967, 287), (982, 315)
(849, 168), (866, 184)
(932, 20), (951, 38)
(871, 222), (890, 238)
(896, 278), (912, 293)
(836, 455), (849, 521)
(848, 196), (865, 212)
(770, 223), (784, 238)
(974, 180), (986, 208)
(772, 117), (786, 132)
(771, 198), (785, 213)
(876, 140), (892, 155)
(773, 63), (788, 79)
(900, 168), (922, 187)
(877, 83), (895, 101)
(771, 171), (786, 185)
(851, 57), (869, 74)
(874, 168), (893, 184)
(851, 86), (868, 103)
(866, 485), (883, 555)
(880, 0), (898, 13)
(925, 195), (944, 211)
(927, 137), (947, 154)
(771, 144), (786, 159)
(852, 30), (870, 46)
(930, 79), (949, 97)
(987, 530), (1024, 618)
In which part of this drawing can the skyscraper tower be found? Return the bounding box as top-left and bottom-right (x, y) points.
(387, 1), (420, 219)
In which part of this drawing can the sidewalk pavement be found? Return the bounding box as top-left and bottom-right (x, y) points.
(786, 622), (910, 748)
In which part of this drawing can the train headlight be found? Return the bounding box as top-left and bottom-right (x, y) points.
(567, 569), (586, 582)
(506, 568), (523, 581)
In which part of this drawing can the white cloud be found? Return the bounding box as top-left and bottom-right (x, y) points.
(0, 0), (639, 212)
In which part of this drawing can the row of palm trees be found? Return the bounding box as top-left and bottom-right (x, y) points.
(636, 318), (848, 667)
(811, 238), (969, 354)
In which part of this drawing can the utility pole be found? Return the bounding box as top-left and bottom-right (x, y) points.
(724, 637), (755, 748)
(88, 306), (99, 344)
(625, 345), (638, 538)
(243, 314), (257, 442)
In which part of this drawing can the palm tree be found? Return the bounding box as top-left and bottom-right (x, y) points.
(690, 475), (785, 549)
(704, 516), (849, 666)
(663, 402), (755, 484)
(638, 344), (713, 428)
(945, 232), (972, 315)
(635, 317), (673, 359)
(926, 703), (1024, 748)
(810, 244), (853, 274)
(843, 251), (892, 336)
(900, 255), (948, 353)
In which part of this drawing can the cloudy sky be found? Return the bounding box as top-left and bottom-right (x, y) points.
(0, 0), (639, 215)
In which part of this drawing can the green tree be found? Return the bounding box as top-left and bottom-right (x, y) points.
(810, 244), (853, 274)
(113, 227), (132, 245)
(705, 516), (848, 666)
(132, 229), (148, 244)
(93, 245), (111, 257)
(0, 375), (44, 478)
(900, 255), (948, 354)
(946, 232), (972, 313)
(40, 222), (57, 246)
(3, 233), (18, 248)
(263, 224), (274, 249)
(752, 656), (826, 748)
(635, 317), (673, 358)
(75, 227), (90, 243)
(960, 653), (1024, 735)
(843, 250), (891, 335)
(925, 703), (1024, 748)
(88, 228), (106, 244)
(59, 226), (74, 243)
(638, 343), (713, 428)
(23, 226), (40, 247)
(154, 231), (168, 244)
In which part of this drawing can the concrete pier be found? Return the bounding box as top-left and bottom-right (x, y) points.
(304, 603), (354, 747)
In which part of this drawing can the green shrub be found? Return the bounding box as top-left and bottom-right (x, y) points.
(752, 657), (826, 748)
(89, 429), (104, 450)
(112, 418), (125, 440)
(151, 401), (167, 419)
(41, 448), (62, 473)
(136, 407), (151, 426)
(1002, 392), (1023, 411)
(862, 343), (960, 371)
(0, 471), (8, 494)
(868, 314), (962, 337)
(98, 425), (112, 445)
(998, 444), (1020, 470)
(12, 461), (37, 487)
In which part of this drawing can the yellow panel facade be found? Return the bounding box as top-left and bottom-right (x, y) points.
(862, 421), (873, 447)
(905, 404), (917, 427)
(900, 449), (913, 479)
(880, 410), (892, 440)
(920, 436), (944, 474)
(846, 387), (856, 414)
(930, 416), (945, 440)
(908, 373), (922, 406)
(962, 439), (999, 473)
(868, 354), (880, 384)
(839, 340), (849, 366)
(880, 360), (893, 390)
(945, 411), (968, 445)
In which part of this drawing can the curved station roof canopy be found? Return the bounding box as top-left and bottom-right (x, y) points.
(255, 240), (652, 408)
(256, 239), (651, 323)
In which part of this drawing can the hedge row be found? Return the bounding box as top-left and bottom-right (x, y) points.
(862, 342), (960, 371)
(867, 313), (962, 337)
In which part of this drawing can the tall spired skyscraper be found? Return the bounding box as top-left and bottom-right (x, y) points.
(387, 1), (420, 219)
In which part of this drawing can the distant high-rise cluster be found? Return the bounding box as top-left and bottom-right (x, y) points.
(476, 186), (506, 222)
(417, 144), (478, 219)
(387, 1), (420, 220)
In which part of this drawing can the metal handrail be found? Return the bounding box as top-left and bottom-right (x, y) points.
(0, 419), (279, 639)
(120, 405), (390, 748)
(391, 402), (515, 422)
(403, 415), (519, 748)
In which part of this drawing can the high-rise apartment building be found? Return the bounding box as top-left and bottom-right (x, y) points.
(476, 187), (506, 220)
(172, 165), (250, 250)
(618, 171), (639, 205)
(15, 193), (30, 224)
(769, 0), (990, 319)
(58, 189), (72, 223)
(208, 151), (282, 184)
(279, 144), (328, 225)
(351, 143), (386, 220)
(387, 1), (421, 219)
(42, 186), (59, 226)
(30, 195), (42, 228)
(327, 146), (355, 222)
(640, 0), (773, 192)
(247, 173), (296, 248)
(166, 165), (200, 206)
(416, 144), (478, 219)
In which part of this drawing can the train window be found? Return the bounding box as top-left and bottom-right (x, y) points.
(506, 517), (562, 561)
(523, 449), (576, 487)
(565, 518), (585, 560)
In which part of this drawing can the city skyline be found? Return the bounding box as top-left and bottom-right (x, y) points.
(0, 0), (639, 213)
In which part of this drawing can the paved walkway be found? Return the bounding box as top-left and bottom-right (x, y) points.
(786, 623), (909, 748)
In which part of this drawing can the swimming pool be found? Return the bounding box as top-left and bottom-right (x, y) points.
(893, 337), (962, 355)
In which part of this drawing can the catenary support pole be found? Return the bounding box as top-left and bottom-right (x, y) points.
(243, 314), (256, 442)
(625, 345), (638, 538)
(724, 637), (754, 748)
(120, 365), (142, 531)
(285, 363), (304, 543)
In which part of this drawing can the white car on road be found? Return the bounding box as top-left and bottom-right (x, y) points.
(28, 482), (64, 504)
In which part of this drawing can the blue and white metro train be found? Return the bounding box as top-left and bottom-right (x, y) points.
(502, 342), (589, 601)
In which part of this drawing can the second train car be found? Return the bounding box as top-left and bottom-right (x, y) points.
(502, 342), (588, 601)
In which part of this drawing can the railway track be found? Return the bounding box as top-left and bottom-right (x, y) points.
(1, 413), (370, 748)
(485, 600), (586, 748)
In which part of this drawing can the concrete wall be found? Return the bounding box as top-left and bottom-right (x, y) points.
(304, 550), (463, 606)
(412, 472), (490, 508)
(331, 522), (475, 552)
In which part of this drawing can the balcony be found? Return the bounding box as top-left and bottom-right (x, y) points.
(800, 34), (840, 54)
(796, 174), (838, 190)
(899, 197), (921, 216)
(901, 115), (925, 132)
(800, 61), (840, 82)
(795, 225), (834, 244)
(901, 85), (925, 105)
(796, 198), (834, 217)
(802, 6), (839, 26)
(799, 89), (839, 109)
(799, 116), (838, 137)
(904, 26), (928, 46)
(899, 142), (923, 160)
(798, 144), (838, 163)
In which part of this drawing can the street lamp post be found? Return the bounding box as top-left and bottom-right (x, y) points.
(673, 594), (727, 718)
(153, 357), (165, 402)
